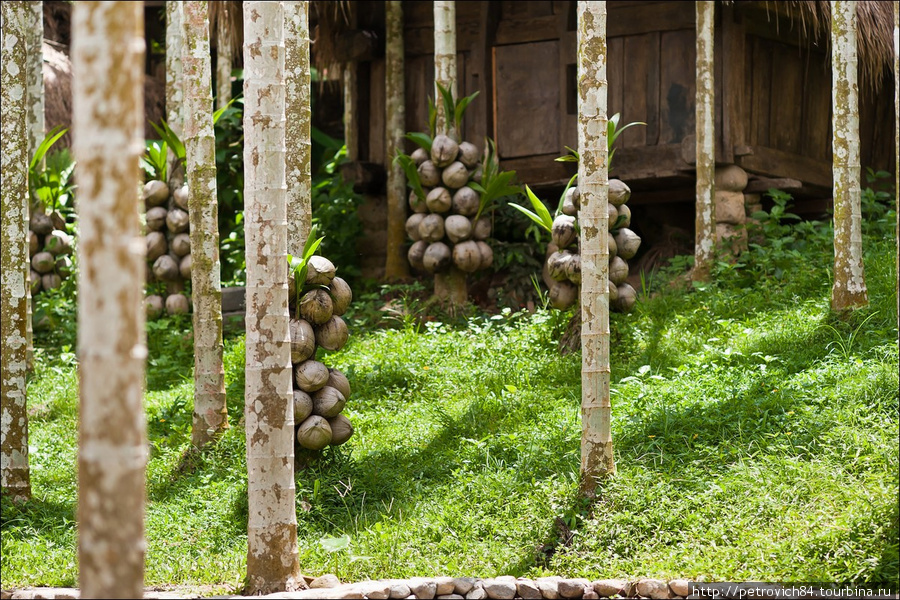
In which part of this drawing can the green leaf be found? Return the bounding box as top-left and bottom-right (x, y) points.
(30, 126), (68, 171)
(319, 535), (351, 553)
(525, 185), (553, 228)
(212, 95), (240, 125)
(557, 173), (578, 216)
(394, 152), (425, 201)
(510, 203), (552, 233)
(404, 132), (433, 154)
(454, 91), (480, 132)
(436, 82), (456, 134)
(427, 96), (437, 138)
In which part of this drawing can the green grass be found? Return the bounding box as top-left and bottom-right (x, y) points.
(2, 218), (897, 591)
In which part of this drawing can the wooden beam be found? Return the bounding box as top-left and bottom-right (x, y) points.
(736, 145), (832, 188)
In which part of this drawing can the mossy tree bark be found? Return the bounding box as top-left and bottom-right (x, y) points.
(24, 0), (43, 373)
(1, 0), (32, 505)
(384, 0), (409, 280)
(183, 0), (228, 448)
(242, 2), (303, 594)
(72, 2), (147, 597)
(830, 0), (868, 312)
(166, 1), (185, 188)
(285, 0), (312, 255)
(692, 1), (716, 283)
(215, 0), (233, 110)
(577, 1), (615, 497)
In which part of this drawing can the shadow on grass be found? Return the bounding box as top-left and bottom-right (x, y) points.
(0, 495), (76, 539)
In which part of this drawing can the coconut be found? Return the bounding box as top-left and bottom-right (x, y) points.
(179, 254), (192, 279)
(470, 164), (483, 183)
(418, 213), (445, 243)
(457, 141), (480, 168)
(441, 161), (469, 189)
(422, 241), (452, 273)
(408, 240), (428, 271)
(293, 390), (313, 423)
(562, 192), (578, 217)
(616, 203), (632, 229)
(296, 415), (332, 450)
(406, 213), (425, 241)
(294, 360), (329, 393)
(547, 251), (573, 282)
(425, 187), (452, 213)
(472, 216), (492, 240)
(551, 215), (578, 249)
(55, 255), (73, 279)
(50, 211), (66, 232)
(430, 134), (459, 167)
(290, 318), (316, 363)
(29, 270), (42, 295)
(609, 179), (631, 206)
(328, 415), (354, 445)
(616, 283), (637, 312)
(328, 277), (352, 316)
(146, 206), (168, 232)
(327, 369), (351, 399)
(41, 273), (62, 291)
(145, 295), (164, 320)
(607, 203), (619, 225)
(409, 189), (428, 214)
(311, 386), (346, 418)
(31, 251), (56, 274)
(417, 160), (441, 187)
(444, 214), (472, 243)
(170, 233), (191, 257)
(173, 184), (189, 210)
(452, 186), (479, 216)
(153, 255), (180, 281)
(146, 231), (168, 262)
(452, 240), (482, 273)
(300, 288), (334, 325)
(476, 241), (493, 270)
(30, 211), (54, 235)
(565, 252), (581, 284)
(143, 180), (170, 207)
(614, 228), (641, 259)
(29, 231), (39, 256)
(306, 255), (336, 284)
(608, 232), (617, 258)
(166, 293), (190, 315)
(609, 255), (629, 285)
(549, 281), (578, 310)
(608, 280), (619, 303)
(166, 208), (190, 234)
(44, 230), (73, 256)
(411, 147), (429, 165)
(315, 315), (349, 352)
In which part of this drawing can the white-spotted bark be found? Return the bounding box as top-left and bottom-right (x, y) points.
(893, 1), (898, 325)
(215, 0), (233, 110)
(578, 1), (615, 496)
(1, 0), (32, 504)
(167, 1), (185, 187)
(183, 0), (227, 447)
(285, 0), (312, 255)
(693, 1), (716, 283)
(830, 0), (868, 311)
(72, 2), (147, 597)
(433, 1), (457, 138)
(384, 0), (409, 280)
(24, 0), (42, 373)
(242, 2), (303, 594)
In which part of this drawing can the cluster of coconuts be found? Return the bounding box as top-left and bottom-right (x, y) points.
(28, 209), (74, 294)
(405, 134), (494, 275)
(289, 254), (356, 455)
(545, 179), (642, 312)
(142, 179), (192, 318)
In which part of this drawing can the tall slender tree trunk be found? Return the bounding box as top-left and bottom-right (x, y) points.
(167, 1), (185, 188)
(184, 0), (228, 448)
(894, 2), (898, 326)
(24, 1), (43, 373)
(342, 3), (358, 162)
(830, 0), (868, 311)
(384, 0), (409, 280)
(692, 1), (716, 283)
(285, 0), (312, 255)
(72, 3), (147, 597)
(242, 2), (303, 594)
(1, 0), (32, 504)
(578, 1), (615, 497)
(215, 0), (233, 110)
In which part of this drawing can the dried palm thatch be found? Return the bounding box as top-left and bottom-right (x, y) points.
(209, 0), (243, 68)
(310, 0), (353, 75)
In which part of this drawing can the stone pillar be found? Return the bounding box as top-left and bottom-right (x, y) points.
(714, 165), (748, 255)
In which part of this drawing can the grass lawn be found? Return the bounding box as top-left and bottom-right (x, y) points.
(1, 209), (897, 591)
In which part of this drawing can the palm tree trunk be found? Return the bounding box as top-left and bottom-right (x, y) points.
(830, 0), (868, 311)
(183, 0), (228, 448)
(384, 0), (409, 280)
(24, 1), (43, 373)
(72, 2), (147, 596)
(285, 0), (312, 256)
(894, 2), (898, 326)
(242, 1), (303, 594)
(215, 1), (233, 110)
(166, 1), (185, 188)
(692, 1), (716, 283)
(577, 1), (615, 498)
(1, 0), (32, 505)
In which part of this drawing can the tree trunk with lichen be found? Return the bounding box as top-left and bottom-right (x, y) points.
(242, 2), (304, 594)
(692, 1), (716, 283)
(894, 2), (898, 326)
(1, 0), (32, 505)
(24, 0), (43, 373)
(72, 2), (147, 597)
(183, 0), (228, 448)
(577, 1), (615, 497)
(830, 0), (868, 312)
(385, 0), (409, 280)
(285, 0), (312, 255)
(216, 0), (233, 110)
(166, 1), (185, 188)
